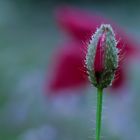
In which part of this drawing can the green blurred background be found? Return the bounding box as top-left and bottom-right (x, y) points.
(1, 0), (140, 140)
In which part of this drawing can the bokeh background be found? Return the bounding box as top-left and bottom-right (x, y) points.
(1, 0), (140, 140)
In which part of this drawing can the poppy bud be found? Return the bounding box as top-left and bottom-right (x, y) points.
(85, 24), (119, 89)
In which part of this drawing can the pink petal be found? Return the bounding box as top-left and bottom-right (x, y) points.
(94, 32), (106, 73)
(47, 41), (88, 93)
(55, 6), (108, 42)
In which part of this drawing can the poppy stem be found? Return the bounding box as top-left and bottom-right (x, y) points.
(96, 88), (103, 140)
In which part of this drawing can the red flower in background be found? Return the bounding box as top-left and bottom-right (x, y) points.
(55, 6), (139, 58)
(48, 41), (88, 93)
(47, 6), (140, 93)
(55, 6), (109, 42)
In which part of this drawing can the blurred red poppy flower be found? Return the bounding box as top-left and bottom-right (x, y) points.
(48, 41), (88, 92)
(55, 6), (108, 42)
(47, 6), (140, 92)
(55, 6), (139, 58)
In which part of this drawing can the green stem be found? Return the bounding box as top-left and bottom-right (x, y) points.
(96, 88), (103, 140)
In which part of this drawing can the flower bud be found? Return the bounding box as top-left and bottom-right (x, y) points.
(85, 24), (119, 89)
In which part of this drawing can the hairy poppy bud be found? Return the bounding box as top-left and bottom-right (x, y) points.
(85, 24), (119, 89)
